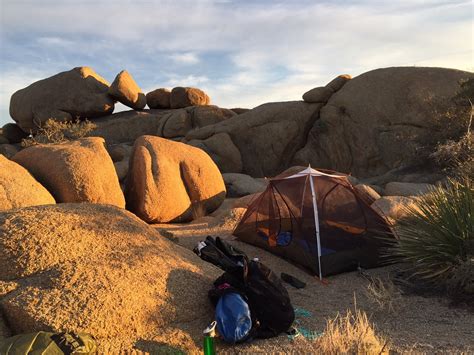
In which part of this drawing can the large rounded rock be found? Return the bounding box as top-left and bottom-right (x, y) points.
(0, 155), (55, 211)
(294, 67), (474, 178)
(1, 123), (28, 144)
(0, 203), (220, 353)
(146, 88), (171, 109)
(108, 70), (146, 110)
(13, 137), (125, 208)
(170, 87), (210, 109)
(125, 135), (226, 223)
(9, 67), (115, 133)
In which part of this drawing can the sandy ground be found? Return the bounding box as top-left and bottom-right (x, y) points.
(154, 199), (474, 354)
(1, 199), (472, 353)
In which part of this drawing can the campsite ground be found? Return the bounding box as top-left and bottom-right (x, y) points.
(155, 198), (474, 354)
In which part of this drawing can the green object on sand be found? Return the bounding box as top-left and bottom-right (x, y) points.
(203, 336), (215, 355)
(203, 321), (217, 355)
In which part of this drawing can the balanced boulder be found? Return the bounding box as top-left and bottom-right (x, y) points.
(170, 87), (210, 109)
(125, 135), (226, 223)
(0, 203), (220, 353)
(146, 88), (171, 109)
(13, 137), (125, 208)
(9, 67), (114, 133)
(0, 155), (55, 211)
(108, 70), (146, 110)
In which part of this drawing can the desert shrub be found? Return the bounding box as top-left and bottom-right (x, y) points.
(313, 308), (389, 354)
(393, 179), (473, 295)
(22, 118), (97, 147)
(430, 99), (473, 178)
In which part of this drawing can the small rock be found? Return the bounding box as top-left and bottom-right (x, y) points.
(146, 88), (171, 109)
(108, 70), (146, 110)
(223, 173), (268, 197)
(325, 74), (351, 93)
(170, 87), (210, 109)
(384, 182), (435, 197)
(302, 86), (333, 103)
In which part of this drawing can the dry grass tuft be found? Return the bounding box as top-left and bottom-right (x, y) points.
(364, 276), (402, 313)
(312, 308), (390, 354)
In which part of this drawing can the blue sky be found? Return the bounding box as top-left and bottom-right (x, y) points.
(0, 0), (472, 127)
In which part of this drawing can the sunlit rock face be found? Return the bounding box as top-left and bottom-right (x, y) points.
(125, 135), (226, 223)
(9, 67), (114, 133)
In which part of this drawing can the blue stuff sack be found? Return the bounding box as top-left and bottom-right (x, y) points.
(215, 292), (252, 343)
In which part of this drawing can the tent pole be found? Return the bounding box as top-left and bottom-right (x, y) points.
(309, 172), (323, 280)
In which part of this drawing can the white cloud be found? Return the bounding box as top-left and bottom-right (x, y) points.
(169, 52), (200, 65)
(165, 75), (210, 87)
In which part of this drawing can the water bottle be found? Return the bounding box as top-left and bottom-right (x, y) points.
(203, 320), (217, 355)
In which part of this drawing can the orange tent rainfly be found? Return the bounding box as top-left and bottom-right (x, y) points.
(233, 166), (395, 279)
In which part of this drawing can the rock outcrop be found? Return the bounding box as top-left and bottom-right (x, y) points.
(294, 67), (474, 178)
(9, 67), (114, 133)
(184, 101), (322, 177)
(0, 203), (220, 353)
(0, 155), (55, 211)
(125, 135), (226, 223)
(170, 87), (210, 109)
(146, 88), (171, 109)
(13, 137), (125, 208)
(91, 106), (235, 144)
(108, 70), (146, 110)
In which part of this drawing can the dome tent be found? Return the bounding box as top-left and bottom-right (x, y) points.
(233, 166), (394, 279)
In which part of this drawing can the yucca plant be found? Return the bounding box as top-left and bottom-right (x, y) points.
(394, 179), (473, 294)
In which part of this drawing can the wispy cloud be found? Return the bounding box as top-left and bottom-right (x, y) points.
(169, 52), (200, 65)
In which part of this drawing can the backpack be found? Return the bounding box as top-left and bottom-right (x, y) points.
(195, 236), (295, 339)
(0, 331), (97, 354)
